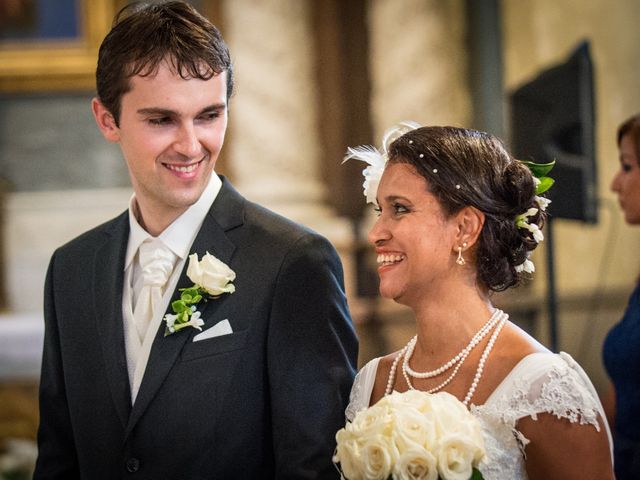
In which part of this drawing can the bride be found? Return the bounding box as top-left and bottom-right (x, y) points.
(344, 123), (614, 479)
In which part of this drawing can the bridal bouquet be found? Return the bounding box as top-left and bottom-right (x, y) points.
(334, 390), (485, 480)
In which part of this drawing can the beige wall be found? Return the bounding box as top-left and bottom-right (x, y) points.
(502, 0), (640, 390)
(368, 0), (471, 135)
(503, 0), (640, 292)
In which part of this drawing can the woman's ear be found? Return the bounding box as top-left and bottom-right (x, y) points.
(454, 206), (485, 250)
(91, 98), (120, 143)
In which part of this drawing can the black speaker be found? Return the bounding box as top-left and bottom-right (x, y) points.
(510, 41), (597, 223)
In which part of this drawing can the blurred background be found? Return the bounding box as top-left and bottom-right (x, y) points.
(0, 0), (639, 476)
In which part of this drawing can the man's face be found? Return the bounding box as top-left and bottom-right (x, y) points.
(93, 61), (228, 228)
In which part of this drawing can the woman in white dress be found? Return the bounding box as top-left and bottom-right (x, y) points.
(344, 124), (614, 479)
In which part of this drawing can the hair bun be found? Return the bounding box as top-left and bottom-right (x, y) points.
(501, 160), (536, 215)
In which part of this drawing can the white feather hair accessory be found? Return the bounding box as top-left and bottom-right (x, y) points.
(343, 121), (421, 204)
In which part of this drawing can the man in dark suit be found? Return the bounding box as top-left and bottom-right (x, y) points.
(34, 2), (358, 479)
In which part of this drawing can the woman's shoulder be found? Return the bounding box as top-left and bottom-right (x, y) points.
(481, 349), (603, 429)
(345, 357), (380, 422)
(355, 356), (382, 384)
(345, 352), (400, 422)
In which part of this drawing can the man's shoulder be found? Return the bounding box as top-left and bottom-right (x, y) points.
(216, 177), (330, 246)
(55, 210), (128, 256)
(241, 200), (329, 248)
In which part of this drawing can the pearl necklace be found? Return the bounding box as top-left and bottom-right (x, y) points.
(402, 309), (503, 379)
(462, 313), (506, 405)
(385, 311), (508, 406)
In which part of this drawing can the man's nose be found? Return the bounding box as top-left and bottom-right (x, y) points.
(174, 124), (202, 158)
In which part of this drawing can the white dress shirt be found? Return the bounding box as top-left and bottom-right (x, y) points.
(122, 174), (222, 402)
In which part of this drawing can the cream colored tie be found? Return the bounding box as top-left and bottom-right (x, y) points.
(133, 240), (176, 342)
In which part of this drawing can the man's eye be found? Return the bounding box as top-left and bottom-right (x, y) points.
(622, 163), (632, 173)
(199, 112), (219, 121)
(148, 117), (172, 126)
(373, 205), (382, 216)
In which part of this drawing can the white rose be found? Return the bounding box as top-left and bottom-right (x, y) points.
(429, 392), (485, 465)
(393, 446), (438, 480)
(436, 434), (481, 480)
(335, 404), (395, 479)
(334, 429), (365, 480)
(391, 407), (437, 452)
(359, 434), (397, 480)
(429, 392), (476, 436)
(186, 252), (236, 296)
(389, 389), (433, 414)
(350, 404), (393, 438)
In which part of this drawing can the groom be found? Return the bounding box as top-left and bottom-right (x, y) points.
(34, 2), (357, 479)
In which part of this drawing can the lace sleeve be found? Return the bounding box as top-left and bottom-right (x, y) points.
(480, 352), (605, 431)
(344, 358), (380, 422)
(470, 352), (612, 479)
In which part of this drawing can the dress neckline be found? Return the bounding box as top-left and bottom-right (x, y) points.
(371, 351), (555, 408)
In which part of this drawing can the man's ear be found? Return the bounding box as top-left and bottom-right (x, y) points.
(454, 206), (485, 250)
(91, 98), (120, 143)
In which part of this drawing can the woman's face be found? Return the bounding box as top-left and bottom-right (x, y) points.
(367, 162), (459, 305)
(611, 133), (640, 224)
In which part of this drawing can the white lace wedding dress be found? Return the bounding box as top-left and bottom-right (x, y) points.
(345, 351), (613, 479)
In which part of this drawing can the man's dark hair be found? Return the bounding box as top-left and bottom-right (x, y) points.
(96, 1), (233, 125)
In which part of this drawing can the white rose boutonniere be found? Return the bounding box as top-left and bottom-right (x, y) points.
(163, 252), (235, 336)
(334, 390), (486, 480)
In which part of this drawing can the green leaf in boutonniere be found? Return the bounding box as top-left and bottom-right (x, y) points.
(163, 252), (235, 336)
(471, 467), (485, 479)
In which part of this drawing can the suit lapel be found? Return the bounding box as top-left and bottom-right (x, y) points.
(125, 178), (243, 436)
(93, 212), (132, 429)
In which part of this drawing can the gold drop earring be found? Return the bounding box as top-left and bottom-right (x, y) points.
(456, 242), (468, 266)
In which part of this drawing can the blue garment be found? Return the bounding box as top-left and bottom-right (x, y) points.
(603, 283), (640, 478)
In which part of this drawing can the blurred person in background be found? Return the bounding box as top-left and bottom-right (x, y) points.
(604, 112), (640, 479)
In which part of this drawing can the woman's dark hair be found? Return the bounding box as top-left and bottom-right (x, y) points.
(387, 126), (544, 292)
(617, 114), (640, 160)
(96, 1), (234, 125)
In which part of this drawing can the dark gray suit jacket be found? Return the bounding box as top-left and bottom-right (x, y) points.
(35, 177), (358, 479)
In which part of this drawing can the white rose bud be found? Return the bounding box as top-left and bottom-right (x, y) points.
(187, 252), (235, 296)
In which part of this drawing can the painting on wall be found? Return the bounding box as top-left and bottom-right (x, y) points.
(0, 0), (79, 42)
(0, 0), (120, 92)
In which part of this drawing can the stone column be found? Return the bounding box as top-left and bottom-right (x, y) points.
(367, 0), (472, 137)
(223, 0), (356, 295)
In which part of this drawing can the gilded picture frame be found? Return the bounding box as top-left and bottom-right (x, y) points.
(0, 0), (121, 93)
